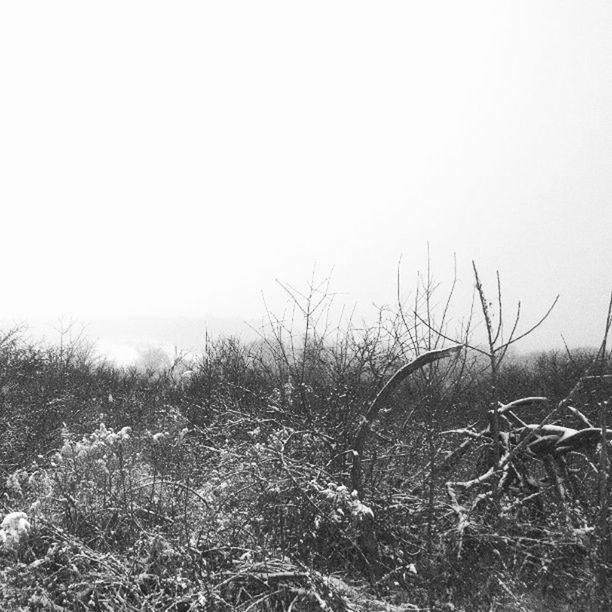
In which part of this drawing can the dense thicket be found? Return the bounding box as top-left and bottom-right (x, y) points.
(0, 286), (610, 611)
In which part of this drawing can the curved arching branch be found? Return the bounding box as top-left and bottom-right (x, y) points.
(351, 343), (464, 494)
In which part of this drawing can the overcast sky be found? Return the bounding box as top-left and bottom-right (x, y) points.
(1, 1), (611, 357)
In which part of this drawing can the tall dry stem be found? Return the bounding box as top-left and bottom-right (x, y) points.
(597, 291), (612, 609)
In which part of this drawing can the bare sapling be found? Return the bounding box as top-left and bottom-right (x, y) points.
(471, 263), (560, 508)
(415, 264), (557, 508)
(596, 291), (612, 609)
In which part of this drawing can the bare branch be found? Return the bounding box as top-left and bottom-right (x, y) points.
(568, 406), (594, 428)
(492, 270), (503, 345)
(498, 397), (550, 415)
(497, 301), (521, 364)
(351, 344), (464, 493)
(500, 295), (560, 350)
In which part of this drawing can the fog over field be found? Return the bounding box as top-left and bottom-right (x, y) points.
(1, 1), (611, 360)
(2, 315), (255, 366)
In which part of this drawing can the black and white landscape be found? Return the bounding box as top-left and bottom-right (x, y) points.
(1, 2), (611, 610)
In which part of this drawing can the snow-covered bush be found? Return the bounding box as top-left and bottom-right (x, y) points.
(0, 512), (30, 548)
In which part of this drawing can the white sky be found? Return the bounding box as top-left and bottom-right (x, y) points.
(1, 1), (611, 355)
